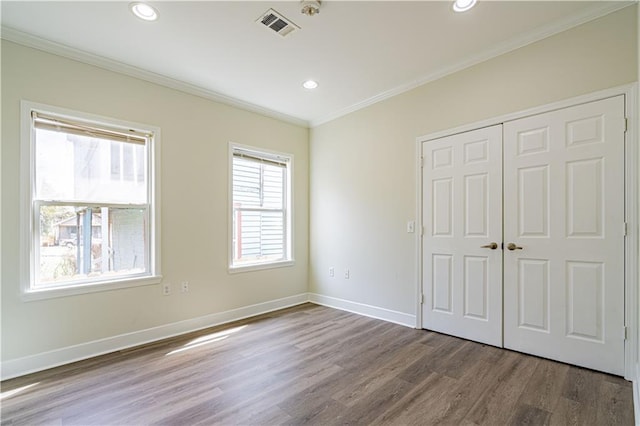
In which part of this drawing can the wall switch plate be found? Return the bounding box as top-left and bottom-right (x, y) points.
(344, 269), (350, 279)
(329, 267), (335, 277)
(407, 221), (415, 233)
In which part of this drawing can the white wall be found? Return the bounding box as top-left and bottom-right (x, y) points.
(1, 41), (309, 364)
(309, 7), (637, 319)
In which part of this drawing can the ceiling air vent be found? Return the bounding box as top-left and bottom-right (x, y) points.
(257, 9), (300, 37)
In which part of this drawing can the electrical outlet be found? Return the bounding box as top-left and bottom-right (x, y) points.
(329, 267), (335, 277)
(181, 281), (189, 293)
(163, 283), (171, 296)
(344, 269), (350, 279)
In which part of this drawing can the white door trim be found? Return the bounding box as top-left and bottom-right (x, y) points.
(624, 84), (638, 381)
(415, 83), (638, 380)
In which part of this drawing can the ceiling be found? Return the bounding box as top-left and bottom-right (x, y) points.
(1, 1), (633, 127)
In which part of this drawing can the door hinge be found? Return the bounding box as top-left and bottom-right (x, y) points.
(624, 117), (628, 133)
(420, 157), (424, 168)
(624, 326), (628, 340)
(421, 226), (424, 236)
(623, 222), (628, 237)
(420, 294), (425, 304)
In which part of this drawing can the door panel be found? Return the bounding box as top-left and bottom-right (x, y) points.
(432, 254), (453, 312)
(503, 96), (625, 375)
(518, 165), (549, 237)
(465, 174), (488, 236)
(517, 258), (549, 332)
(432, 179), (453, 236)
(464, 255), (488, 319)
(422, 125), (503, 346)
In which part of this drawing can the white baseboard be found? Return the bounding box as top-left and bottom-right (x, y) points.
(308, 293), (416, 328)
(1, 293), (309, 381)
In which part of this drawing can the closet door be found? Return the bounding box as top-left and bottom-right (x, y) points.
(503, 96), (625, 375)
(422, 125), (503, 346)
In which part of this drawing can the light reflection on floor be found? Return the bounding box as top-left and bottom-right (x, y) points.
(0, 382), (40, 401)
(165, 325), (247, 356)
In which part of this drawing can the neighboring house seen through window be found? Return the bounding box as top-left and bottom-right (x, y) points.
(230, 144), (293, 270)
(22, 103), (160, 298)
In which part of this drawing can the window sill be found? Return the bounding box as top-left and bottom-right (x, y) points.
(228, 260), (295, 274)
(21, 275), (163, 301)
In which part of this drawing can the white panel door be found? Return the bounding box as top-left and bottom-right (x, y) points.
(422, 125), (503, 346)
(503, 96), (625, 375)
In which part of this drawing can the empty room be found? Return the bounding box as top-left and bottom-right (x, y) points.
(1, 0), (639, 424)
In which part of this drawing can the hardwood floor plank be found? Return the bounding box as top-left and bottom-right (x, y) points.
(379, 345), (509, 425)
(282, 397), (348, 425)
(597, 380), (635, 425)
(559, 365), (604, 423)
(340, 376), (423, 425)
(562, 366), (604, 405)
(207, 360), (345, 423)
(397, 336), (467, 384)
(417, 329), (454, 348)
(508, 403), (551, 425)
(369, 372), (458, 425)
(334, 324), (425, 372)
(518, 358), (570, 411)
(330, 342), (427, 407)
(432, 340), (490, 379)
(1, 303), (633, 425)
(276, 368), (361, 419)
(463, 351), (539, 425)
(211, 401), (293, 426)
(418, 354), (511, 424)
(549, 397), (589, 426)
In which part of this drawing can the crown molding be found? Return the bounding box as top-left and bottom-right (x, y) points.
(0, 26), (310, 128)
(1, 1), (633, 129)
(309, 1), (635, 127)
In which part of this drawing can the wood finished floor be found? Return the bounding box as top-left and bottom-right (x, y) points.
(1, 303), (634, 425)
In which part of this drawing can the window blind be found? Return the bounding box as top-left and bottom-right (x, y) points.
(232, 148), (288, 168)
(32, 111), (149, 145)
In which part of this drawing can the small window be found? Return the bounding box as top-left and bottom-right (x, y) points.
(21, 102), (160, 298)
(230, 144), (293, 270)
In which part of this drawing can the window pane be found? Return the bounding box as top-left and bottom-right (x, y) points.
(232, 158), (262, 207)
(232, 157), (284, 209)
(233, 210), (284, 265)
(37, 205), (147, 287)
(263, 166), (284, 209)
(35, 128), (147, 203)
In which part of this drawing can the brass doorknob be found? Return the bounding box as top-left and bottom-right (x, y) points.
(481, 242), (498, 250)
(507, 243), (523, 251)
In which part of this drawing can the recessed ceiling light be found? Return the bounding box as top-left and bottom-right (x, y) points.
(130, 2), (158, 21)
(303, 80), (319, 90)
(453, 0), (477, 13)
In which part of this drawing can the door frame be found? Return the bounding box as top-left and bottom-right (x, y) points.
(415, 83), (638, 380)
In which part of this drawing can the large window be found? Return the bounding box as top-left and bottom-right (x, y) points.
(230, 144), (293, 270)
(21, 102), (160, 298)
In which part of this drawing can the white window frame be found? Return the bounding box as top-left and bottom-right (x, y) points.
(20, 101), (162, 300)
(228, 142), (294, 273)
